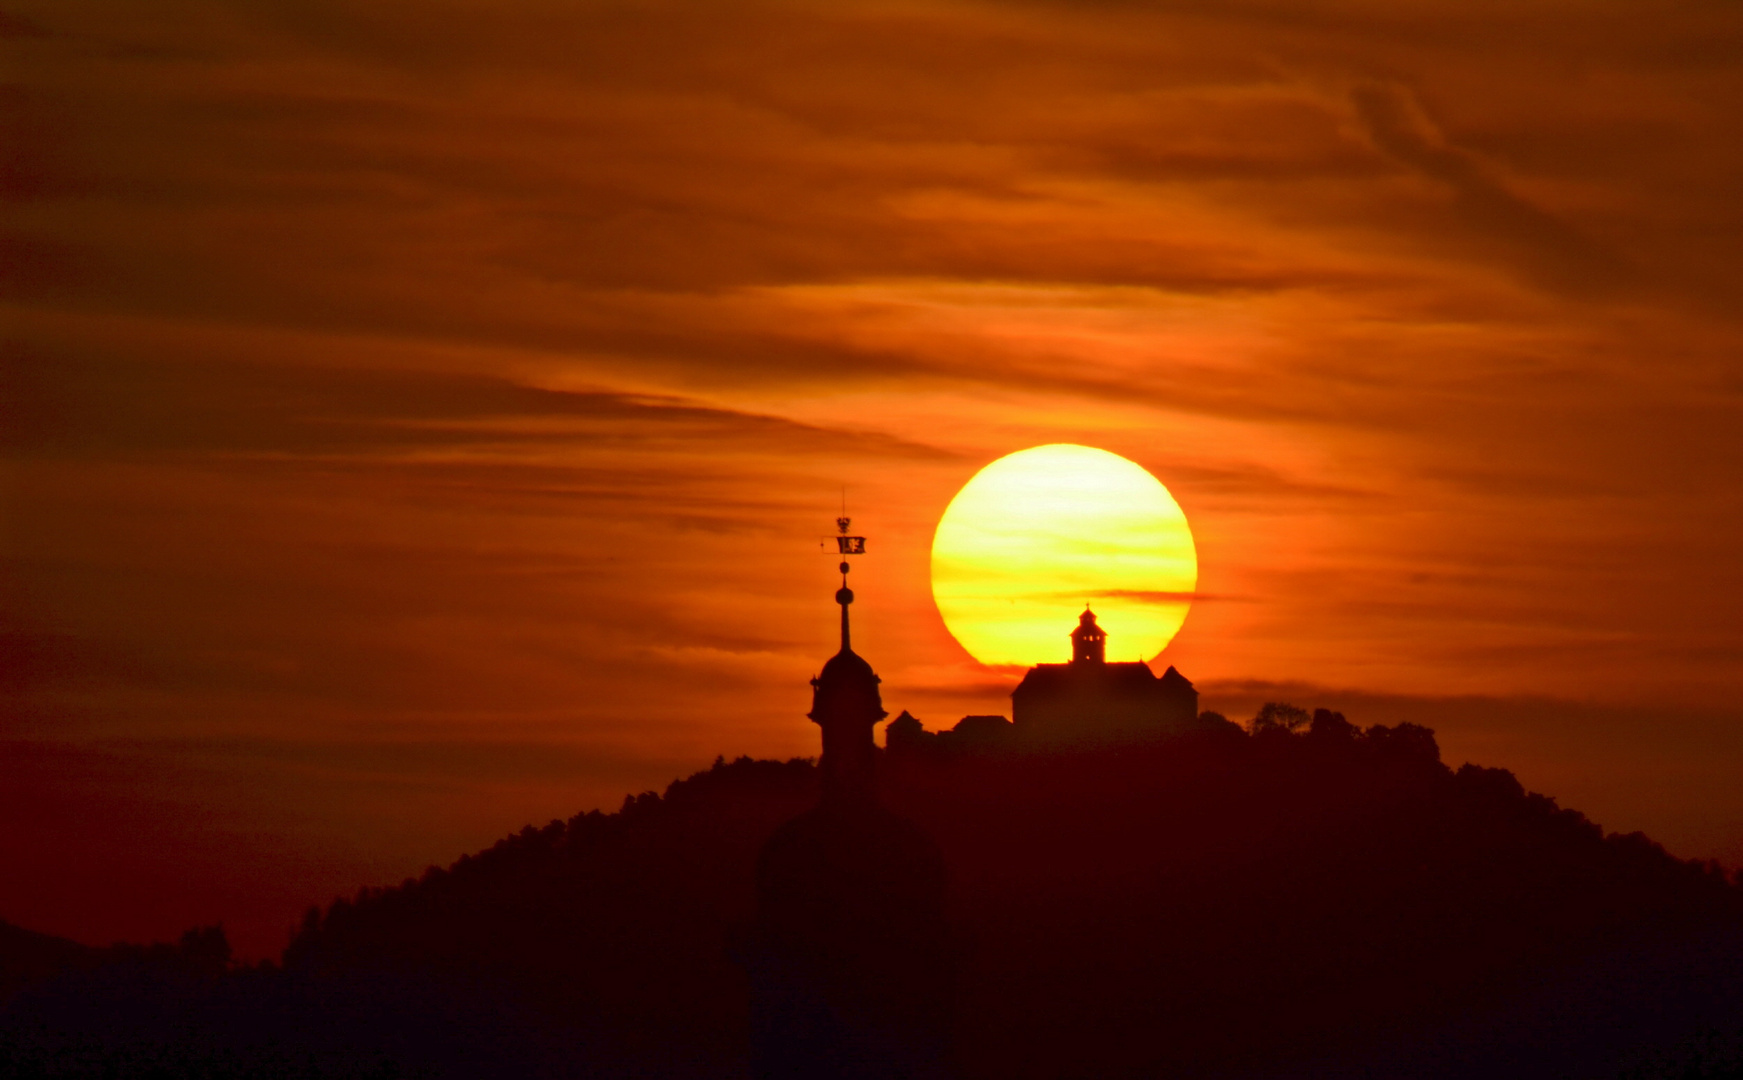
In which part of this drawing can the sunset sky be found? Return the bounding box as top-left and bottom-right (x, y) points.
(6, 0), (1743, 958)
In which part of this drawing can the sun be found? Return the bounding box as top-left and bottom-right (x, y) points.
(930, 444), (1198, 667)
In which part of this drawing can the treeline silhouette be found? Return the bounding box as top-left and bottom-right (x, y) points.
(5, 708), (1743, 1078)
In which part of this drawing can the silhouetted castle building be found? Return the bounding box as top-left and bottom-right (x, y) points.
(887, 608), (1203, 755)
(886, 710), (1013, 756)
(1011, 608), (1199, 745)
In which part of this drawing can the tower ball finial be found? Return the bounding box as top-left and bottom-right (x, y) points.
(828, 512), (867, 651)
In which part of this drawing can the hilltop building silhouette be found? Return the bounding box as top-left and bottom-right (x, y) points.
(748, 521), (952, 1080)
(887, 608), (1202, 754)
(1010, 608), (1199, 744)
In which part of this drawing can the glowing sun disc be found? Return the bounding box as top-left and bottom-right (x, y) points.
(930, 444), (1197, 666)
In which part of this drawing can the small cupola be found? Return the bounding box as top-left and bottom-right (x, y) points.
(1071, 607), (1106, 664)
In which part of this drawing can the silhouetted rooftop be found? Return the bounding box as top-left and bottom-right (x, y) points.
(808, 647), (884, 725)
(1157, 665), (1193, 690)
(1013, 660), (1160, 697)
(817, 647), (877, 684)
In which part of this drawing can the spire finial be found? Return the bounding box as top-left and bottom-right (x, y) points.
(830, 511), (867, 655)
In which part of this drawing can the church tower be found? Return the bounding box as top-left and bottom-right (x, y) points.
(750, 514), (952, 1079)
(807, 521), (886, 808)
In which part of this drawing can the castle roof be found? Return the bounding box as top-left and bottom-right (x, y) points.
(1012, 660), (1159, 699)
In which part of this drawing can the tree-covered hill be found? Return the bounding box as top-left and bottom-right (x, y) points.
(5, 710), (1741, 1079)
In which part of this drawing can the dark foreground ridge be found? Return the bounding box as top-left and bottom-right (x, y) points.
(4, 709), (1743, 1079)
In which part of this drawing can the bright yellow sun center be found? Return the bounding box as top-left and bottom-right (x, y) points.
(930, 444), (1198, 666)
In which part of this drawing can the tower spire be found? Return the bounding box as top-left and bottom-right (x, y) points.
(810, 512), (880, 808)
(839, 574), (852, 653)
(832, 513), (865, 656)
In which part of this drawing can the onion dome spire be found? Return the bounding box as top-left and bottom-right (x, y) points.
(809, 514), (884, 808)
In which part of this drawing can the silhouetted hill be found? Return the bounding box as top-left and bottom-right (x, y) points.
(5, 711), (1742, 1078)
(0, 922), (96, 1007)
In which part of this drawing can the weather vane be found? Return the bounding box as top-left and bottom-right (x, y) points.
(822, 508), (869, 651)
(833, 515), (866, 557)
(822, 501), (864, 620)
(831, 514), (867, 599)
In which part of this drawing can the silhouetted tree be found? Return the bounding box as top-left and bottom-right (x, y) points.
(1307, 707), (1356, 741)
(1249, 701), (1311, 735)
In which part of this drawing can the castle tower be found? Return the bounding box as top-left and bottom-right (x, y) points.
(1013, 611), (1201, 743)
(1071, 607), (1106, 664)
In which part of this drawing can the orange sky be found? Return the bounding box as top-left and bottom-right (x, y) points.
(5, 0), (1743, 958)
